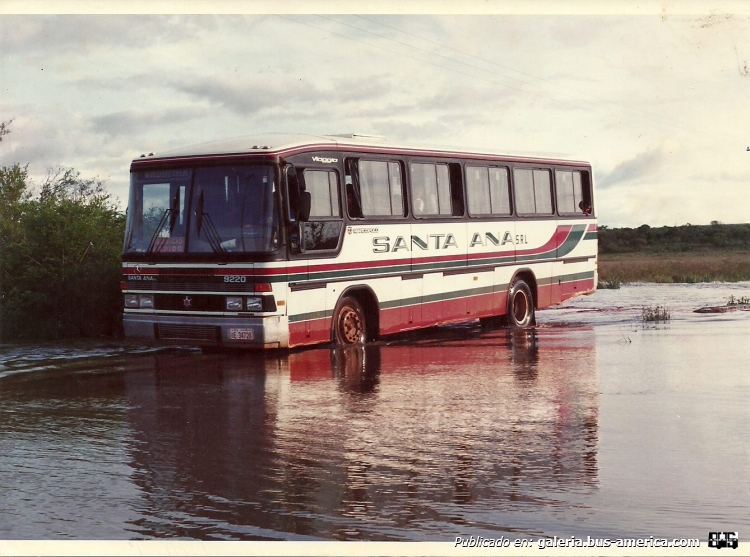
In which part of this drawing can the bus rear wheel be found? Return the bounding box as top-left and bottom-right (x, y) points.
(332, 296), (366, 345)
(507, 277), (534, 328)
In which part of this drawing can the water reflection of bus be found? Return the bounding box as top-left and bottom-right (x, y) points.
(123, 328), (597, 539)
(121, 134), (597, 349)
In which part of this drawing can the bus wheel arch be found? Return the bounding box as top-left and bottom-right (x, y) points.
(507, 270), (537, 328)
(331, 286), (379, 344)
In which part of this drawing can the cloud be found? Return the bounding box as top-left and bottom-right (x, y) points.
(597, 147), (664, 189)
(89, 107), (210, 136)
(167, 75), (328, 115)
(0, 15), (216, 57)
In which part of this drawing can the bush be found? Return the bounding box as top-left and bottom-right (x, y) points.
(0, 161), (125, 340)
(641, 305), (671, 322)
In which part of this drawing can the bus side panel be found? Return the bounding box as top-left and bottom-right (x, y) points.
(466, 219), (515, 319)
(559, 221), (598, 302)
(287, 261), (331, 348)
(376, 276), (411, 335)
(397, 274), (422, 333)
(534, 262), (558, 310)
(335, 222), (411, 338)
(288, 309), (329, 347)
(515, 220), (559, 309)
(413, 221), (467, 326)
(467, 288), (497, 319)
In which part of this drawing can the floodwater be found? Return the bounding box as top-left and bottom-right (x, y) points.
(0, 283), (748, 541)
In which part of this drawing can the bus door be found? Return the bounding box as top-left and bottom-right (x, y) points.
(285, 164), (345, 345)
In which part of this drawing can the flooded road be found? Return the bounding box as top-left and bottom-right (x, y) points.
(1, 283), (748, 541)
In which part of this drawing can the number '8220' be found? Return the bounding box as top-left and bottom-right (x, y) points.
(223, 276), (247, 283)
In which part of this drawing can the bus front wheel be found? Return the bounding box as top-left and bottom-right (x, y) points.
(507, 278), (534, 328)
(332, 296), (366, 345)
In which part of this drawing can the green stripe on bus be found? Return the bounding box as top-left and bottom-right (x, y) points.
(556, 224), (587, 257)
(559, 270), (596, 283)
(288, 308), (328, 323)
(287, 227), (592, 289)
(288, 270), (595, 322)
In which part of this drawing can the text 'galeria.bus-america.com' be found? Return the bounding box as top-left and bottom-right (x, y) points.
(121, 133), (597, 349)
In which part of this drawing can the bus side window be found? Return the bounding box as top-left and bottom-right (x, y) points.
(513, 168), (553, 216)
(301, 169), (343, 252)
(285, 165), (301, 221)
(555, 169), (593, 216)
(579, 171), (593, 215)
(345, 160), (363, 218)
(347, 158), (404, 218)
(410, 162), (462, 217)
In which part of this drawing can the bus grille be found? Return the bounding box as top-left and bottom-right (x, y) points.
(128, 282), (253, 292)
(156, 324), (220, 342)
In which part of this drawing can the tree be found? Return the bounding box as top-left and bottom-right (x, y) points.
(0, 118), (11, 142)
(1, 120), (126, 340)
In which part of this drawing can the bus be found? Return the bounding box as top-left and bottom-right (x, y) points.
(122, 133), (597, 349)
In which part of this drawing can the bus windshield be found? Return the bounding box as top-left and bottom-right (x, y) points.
(123, 165), (280, 255)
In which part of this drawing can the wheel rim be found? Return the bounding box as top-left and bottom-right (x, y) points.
(338, 305), (364, 344)
(512, 290), (529, 325)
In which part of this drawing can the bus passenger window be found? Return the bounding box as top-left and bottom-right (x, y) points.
(467, 165), (511, 216)
(354, 160), (405, 218)
(513, 168), (553, 216)
(555, 170), (592, 216)
(410, 163), (452, 216)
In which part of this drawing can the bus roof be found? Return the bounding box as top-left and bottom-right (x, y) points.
(134, 133), (589, 166)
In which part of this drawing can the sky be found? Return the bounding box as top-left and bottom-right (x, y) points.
(1, 1), (749, 228)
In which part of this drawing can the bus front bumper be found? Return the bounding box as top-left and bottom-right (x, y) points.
(123, 313), (290, 349)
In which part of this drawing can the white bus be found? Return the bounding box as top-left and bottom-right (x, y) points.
(122, 133), (597, 349)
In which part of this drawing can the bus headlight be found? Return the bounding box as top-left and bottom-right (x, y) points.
(139, 294), (154, 309)
(124, 294), (139, 308)
(246, 297), (263, 311)
(226, 297), (243, 310)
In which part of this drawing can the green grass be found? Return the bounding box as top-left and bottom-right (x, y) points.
(598, 251), (750, 284)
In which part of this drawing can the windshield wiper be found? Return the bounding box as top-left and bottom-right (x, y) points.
(146, 192), (180, 253)
(196, 191), (225, 253)
(146, 208), (172, 253)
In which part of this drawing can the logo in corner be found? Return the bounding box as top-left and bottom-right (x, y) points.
(708, 532), (738, 549)
(183, 296), (192, 309)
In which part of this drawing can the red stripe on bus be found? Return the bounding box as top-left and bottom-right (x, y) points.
(132, 142), (589, 168)
(124, 225), (578, 279)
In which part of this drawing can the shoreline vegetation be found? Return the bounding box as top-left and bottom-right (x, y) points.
(1, 121), (124, 341)
(597, 224), (750, 286)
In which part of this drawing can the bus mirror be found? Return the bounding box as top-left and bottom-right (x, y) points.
(289, 221), (302, 253)
(298, 191), (311, 222)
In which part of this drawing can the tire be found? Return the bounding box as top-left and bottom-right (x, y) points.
(332, 296), (367, 345)
(506, 277), (535, 328)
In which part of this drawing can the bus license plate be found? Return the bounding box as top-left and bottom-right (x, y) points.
(229, 328), (254, 340)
